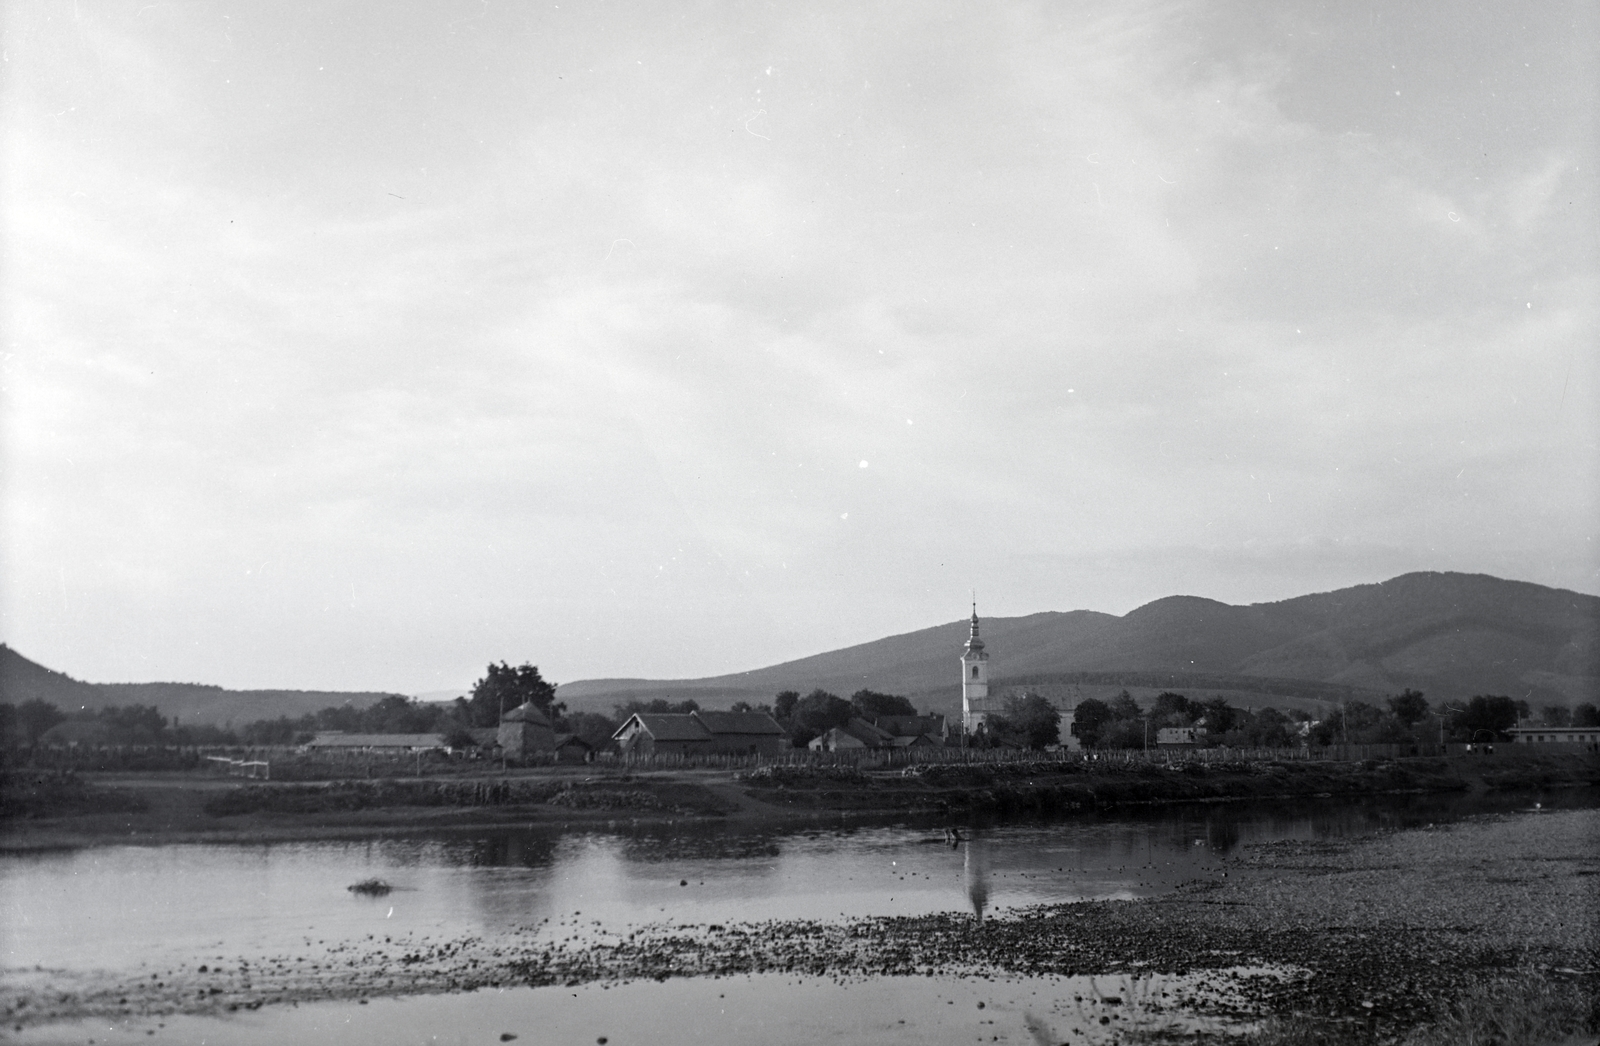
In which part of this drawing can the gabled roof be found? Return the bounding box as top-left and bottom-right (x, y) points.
(502, 702), (553, 726)
(615, 713), (714, 742)
(553, 733), (593, 749)
(833, 717), (895, 748)
(693, 711), (786, 736)
(874, 715), (945, 737)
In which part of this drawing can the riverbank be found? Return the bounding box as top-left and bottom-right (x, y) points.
(1, 751), (1595, 851)
(4, 804), (1594, 1042)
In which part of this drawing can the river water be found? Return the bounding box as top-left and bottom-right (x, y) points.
(1, 789), (1573, 1045)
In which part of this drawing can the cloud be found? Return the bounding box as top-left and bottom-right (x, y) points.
(2, 0), (1594, 690)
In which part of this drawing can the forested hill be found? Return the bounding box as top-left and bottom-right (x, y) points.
(556, 572), (1600, 715)
(0, 645), (400, 727)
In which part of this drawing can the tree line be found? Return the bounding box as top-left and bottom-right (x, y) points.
(6, 660), (1593, 752)
(1068, 689), (1599, 749)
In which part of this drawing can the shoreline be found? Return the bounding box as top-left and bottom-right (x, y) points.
(2, 751), (1596, 852)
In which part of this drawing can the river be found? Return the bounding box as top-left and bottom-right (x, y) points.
(1, 789), (1576, 1045)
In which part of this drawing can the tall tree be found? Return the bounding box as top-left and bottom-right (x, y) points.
(1387, 689), (1429, 726)
(995, 693), (1061, 749)
(789, 689), (854, 747)
(850, 689), (917, 719)
(1071, 698), (1113, 748)
(467, 662), (561, 727)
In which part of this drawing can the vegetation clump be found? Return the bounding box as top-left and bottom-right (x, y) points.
(0, 771), (147, 819)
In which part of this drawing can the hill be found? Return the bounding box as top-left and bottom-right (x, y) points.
(556, 572), (1600, 718)
(0, 645), (402, 727)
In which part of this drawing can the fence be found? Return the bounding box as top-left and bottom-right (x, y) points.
(1, 738), (1520, 778)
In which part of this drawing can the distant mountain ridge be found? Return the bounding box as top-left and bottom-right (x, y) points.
(557, 572), (1599, 716)
(4, 572), (1595, 726)
(0, 645), (403, 727)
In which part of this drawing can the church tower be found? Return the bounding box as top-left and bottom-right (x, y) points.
(961, 602), (991, 734)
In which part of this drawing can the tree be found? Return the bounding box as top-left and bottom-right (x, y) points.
(562, 711), (620, 748)
(1539, 704), (1572, 727)
(1387, 689), (1429, 727)
(1151, 692), (1198, 726)
(14, 699), (65, 744)
(773, 690), (801, 722)
(728, 700), (773, 715)
(1200, 697), (1237, 735)
(850, 689), (916, 719)
(1573, 703), (1600, 728)
(788, 689), (854, 747)
(467, 662), (561, 727)
(1108, 690), (1142, 722)
(994, 693), (1060, 749)
(1071, 699), (1114, 748)
(1449, 695), (1521, 741)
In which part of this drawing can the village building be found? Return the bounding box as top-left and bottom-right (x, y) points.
(552, 733), (594, 763)
(874, 714), (950, 746)
(961, 603), (995, 734)
(808, 715), (944, 752)
(497, 701), (557, 758)
(691, 711), (789, 755)
(1506, 725), (1600, 747)
(1156, 726), (1205, 749)
(611, 709), (785, 757)
(303, 732), (450, 752)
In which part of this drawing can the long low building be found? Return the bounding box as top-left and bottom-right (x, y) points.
(612, 710), (786, 757)
(303, 732), (450, 751)
(1506, 726), (1600, 746)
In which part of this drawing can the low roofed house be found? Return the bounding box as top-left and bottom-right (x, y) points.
(304, 733), (448, 751)
(873, 714), (948, 747)
(613, 710), (787, 757)
(692, 711), (787, 756)
(1156, 726), (1204, 749)
(552, 733), (594, 763)
(612, 713), (713, 756)
(498, 702), (556, 759)
(809, 717), (896, 751)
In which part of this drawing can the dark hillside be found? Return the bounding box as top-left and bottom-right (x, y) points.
(558, 572), (1599, 715)
(0, 645), (402, 726)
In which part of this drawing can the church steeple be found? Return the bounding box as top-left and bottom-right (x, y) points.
(960, 599), (991, 734)
(964, 601), (985, 655)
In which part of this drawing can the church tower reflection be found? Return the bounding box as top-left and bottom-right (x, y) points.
(963, 836), (990, 921)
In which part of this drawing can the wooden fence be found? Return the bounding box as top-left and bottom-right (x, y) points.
(4, 739), (1515, 777)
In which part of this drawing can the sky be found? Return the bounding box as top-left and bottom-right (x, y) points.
(2, 0), (1596, 695)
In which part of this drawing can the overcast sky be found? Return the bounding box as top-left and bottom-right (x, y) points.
(2, 1), (1596, 694)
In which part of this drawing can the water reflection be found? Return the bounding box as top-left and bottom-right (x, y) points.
(3, 789), (1589, 977)
(963, 838), (990, 921)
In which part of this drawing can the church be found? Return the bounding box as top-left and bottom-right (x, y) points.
(960, 603), (997, 734)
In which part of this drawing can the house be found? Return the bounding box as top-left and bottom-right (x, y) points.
(498, 702), (557, 758)
(303, 732), (449, 752)
(691, 711), (788, 756)
(809, 717), (895, 751)
(613, 713), (714, 756)
(552, 733), (594, 763)
(873, 715), (948, 747)
(1156, 726), (1204, 749)
(612, 710), (786, 757)
(1506, 726), (1600, 747)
